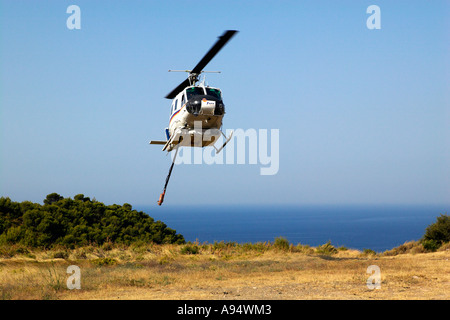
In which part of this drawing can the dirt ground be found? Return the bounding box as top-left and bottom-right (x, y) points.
(1, 244), (448, 300)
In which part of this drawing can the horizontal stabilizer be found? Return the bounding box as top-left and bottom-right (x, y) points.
(149, 140), (166, 145)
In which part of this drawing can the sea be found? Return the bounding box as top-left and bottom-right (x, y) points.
(136, 204), (449, 252)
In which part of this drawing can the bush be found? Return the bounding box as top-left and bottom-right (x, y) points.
(273, 236), (290, 251)
(91, 257), (117, 266)
(242, 242), (270, 253)
(0, 244), (31, 258)
(315, 241), (338, 255)
(362, 248), (376, 256)
(421, 214), (449, 249)
(294, 243), (314, 254)
(422, 239), (440, 252)
(211, 241), (237, 252)
(181, 244), (200, 255)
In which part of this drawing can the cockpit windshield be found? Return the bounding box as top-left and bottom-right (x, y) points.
(186, 87), (205, 99)
(206, 88), (222, 100)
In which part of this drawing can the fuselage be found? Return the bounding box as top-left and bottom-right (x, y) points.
(168, 85), (225, 148)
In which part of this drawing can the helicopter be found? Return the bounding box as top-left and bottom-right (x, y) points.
(150, 30), (238, 205)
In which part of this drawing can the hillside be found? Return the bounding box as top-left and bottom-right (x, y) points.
(0, 194), (185, 247)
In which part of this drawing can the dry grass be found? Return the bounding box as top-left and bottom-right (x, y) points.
(0, 242), (448, 300)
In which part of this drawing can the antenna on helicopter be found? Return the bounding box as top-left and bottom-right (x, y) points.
(168, 70), (221, 73)
(168, 70), (222, 86)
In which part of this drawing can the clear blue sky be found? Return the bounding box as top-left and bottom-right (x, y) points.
(1, 0), (449, 207)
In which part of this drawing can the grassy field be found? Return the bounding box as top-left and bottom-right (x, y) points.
(0, 241), (449, 300)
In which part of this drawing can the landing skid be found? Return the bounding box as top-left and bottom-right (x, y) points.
(214, 130), (233, 154)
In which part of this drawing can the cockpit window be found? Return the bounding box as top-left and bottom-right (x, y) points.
(206, 88), (222, 99)
(186, 87), (205, 99)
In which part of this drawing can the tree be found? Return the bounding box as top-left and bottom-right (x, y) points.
(74, 194), (90, 202)
(44, 193), (63, 205)
(0, 194), (185, 247)
(422, 214), (449, 250)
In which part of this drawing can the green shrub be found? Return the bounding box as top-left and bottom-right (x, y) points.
(422, 239), (440, 252)
(242, 242), (270, 253)
(295, 243), (314, 254)
(91, 257), (117, 266)
(421, 214), (449, 249)
(273, 236), (290, 251)
(315, 241), (338, 255)
(180, 244), (200, 255)
(159, 255), (173, 265)
(0, 244), (32, 258)
(362, 248), (376, 256)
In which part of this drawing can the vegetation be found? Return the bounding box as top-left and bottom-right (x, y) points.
(315, 241), (338, 255)
(1, 240), (448, 300)
(1, 193), (447, 256)
(421, 214), (449, 251)
(0, 204), (449, 299)
(362, 248), (376, 256)
(273, 236), (290, 251)
(0, 193), (185, 248)
(180, 243), (200, 255)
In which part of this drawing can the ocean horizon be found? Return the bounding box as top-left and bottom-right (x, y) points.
(136, 204), (449, 252)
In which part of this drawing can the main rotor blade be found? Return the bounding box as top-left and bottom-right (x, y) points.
(191, 30), (238, 75)
(165, 30), (238, 100)
(165, 78), (190, 99)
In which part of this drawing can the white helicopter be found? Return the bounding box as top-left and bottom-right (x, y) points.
(150, 30), (238, 205)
